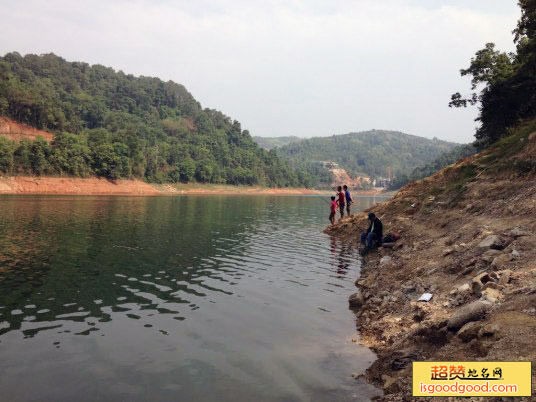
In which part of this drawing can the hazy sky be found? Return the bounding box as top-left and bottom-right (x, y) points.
(0, 0), (520, 143)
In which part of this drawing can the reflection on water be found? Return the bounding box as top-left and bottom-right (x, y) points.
(0, 195), (387, 401)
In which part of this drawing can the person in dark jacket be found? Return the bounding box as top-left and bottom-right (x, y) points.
(360, 212), (383, 253)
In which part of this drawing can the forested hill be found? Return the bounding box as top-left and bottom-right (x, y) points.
(0, 52), (310, 187)
(253, 136), (302, 150)
(276, 130), (460, 178)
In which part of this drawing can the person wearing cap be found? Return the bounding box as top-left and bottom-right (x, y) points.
(360, 212), (383, 253)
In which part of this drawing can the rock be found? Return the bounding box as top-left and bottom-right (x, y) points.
(464, 257), (478, 268)
(457, 321), (482, 342)
(479, 323), (500, 338)
(458, 283), (471, 294)
(498, 270), (512, 286)
(469, 338), (490, 357)
(481, 288), (502, 304)
(349, 291), (365, 307)
(478, 235), (505, 250)
(511, 249), (520, 258)
(443, 248), (454, 256)
(509, 228), (529, 238)
(491, 254), (513, 269)
(450, 283), (471, 295)
(482, 281), (498, 291)
(402, 284), (416, 294)
(381, 374), (400, 393)
(472, 272), (496, 294)
(380, 256), (392, 265)
(480, 249), (503, 263)
(447, 301), (491, 331)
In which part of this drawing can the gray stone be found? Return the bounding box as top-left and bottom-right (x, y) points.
(491, 254), (513, 269)
(511, 249), (520, 258)
(510, 228), (529, 238)
(478, 235), (505, 250)
(349, 290), (365, 307)
(457, 321), (482, 342)
(447, 301), (491, 330)
(480, 249), (503, 263)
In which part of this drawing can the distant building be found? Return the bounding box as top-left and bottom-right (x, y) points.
(374, 177), (391, 188)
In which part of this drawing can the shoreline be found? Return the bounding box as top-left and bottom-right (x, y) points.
(325, 170), (536, 399)
(0, 176), (388, 196)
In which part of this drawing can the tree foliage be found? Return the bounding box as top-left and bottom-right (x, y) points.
(0, 53), (311, 187)
(450, 0), (536, 148)
(388, 144), (477, 190)
(275, 130), (459, 186)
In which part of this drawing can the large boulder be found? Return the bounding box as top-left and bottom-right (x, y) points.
(447, 301), (491, 331)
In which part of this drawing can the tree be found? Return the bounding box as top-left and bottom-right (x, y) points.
(0, 52), (311, 187)
(0, 137), (14, 174)
(450, 1), (536, 148)
(92, 143), (120, 178)
(179, 158), (196, 182)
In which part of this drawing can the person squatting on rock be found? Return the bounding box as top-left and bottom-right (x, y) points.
(360, 212), (383, 254)
(337, 186), (345, 220)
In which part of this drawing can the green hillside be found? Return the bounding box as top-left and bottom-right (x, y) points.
(0, 52), (311, 187)
(253, 136), (303, 150)
(276, 130), (461, 180)
(388, 143), (476, 189)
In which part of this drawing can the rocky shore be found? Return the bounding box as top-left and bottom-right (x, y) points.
(326, 124), (536, 401)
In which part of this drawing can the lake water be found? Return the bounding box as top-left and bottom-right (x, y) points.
(0, 195), (387, 401)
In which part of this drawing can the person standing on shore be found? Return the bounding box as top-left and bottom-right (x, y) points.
(336, 186), (345, 220)
(329, 196), (337, 225)
(343, 185), (353, 216)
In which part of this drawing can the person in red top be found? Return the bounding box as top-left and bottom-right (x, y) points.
(337, 186), (345, 220)
(329, 196), (337, 225)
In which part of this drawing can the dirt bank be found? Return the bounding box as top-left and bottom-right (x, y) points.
(0, 176), (161, 195)
(0, 117), (54, 142)
(0, 177), (325, 196)
(153, 183), (325, 195)
(326, 122), (536, 401)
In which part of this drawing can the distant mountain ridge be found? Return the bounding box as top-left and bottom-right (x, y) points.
(274, 129), (462, 184)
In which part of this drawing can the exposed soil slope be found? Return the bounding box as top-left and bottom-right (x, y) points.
(0, 177), (323, 196)
(0, 177), (160, 195)
(326, 121), (536, 401)
(0, 117), (54, 142)
(329, 167), (371, 189)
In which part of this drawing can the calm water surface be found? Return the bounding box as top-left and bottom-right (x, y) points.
(0, 195), (387, 401)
